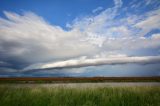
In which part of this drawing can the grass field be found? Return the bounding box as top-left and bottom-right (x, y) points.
(0, 84), (160, 106)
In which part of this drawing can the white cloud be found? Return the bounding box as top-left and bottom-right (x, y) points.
(69, 0), (122, 32)
(92, 7), (103, 13)
(114, 0), (123, 8)
(23, 55), (160, 71)
(0, 10), (160, 63)
(0, 11), (100, 63)
(135, 9), (160, 36)
(102, 35), (160, 50)
(130, 0), (159, 9)
(0, 0), (160, 73)
(152, 33), (160, 39)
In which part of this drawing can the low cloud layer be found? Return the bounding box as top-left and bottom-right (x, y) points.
(24, 55), (160, 71)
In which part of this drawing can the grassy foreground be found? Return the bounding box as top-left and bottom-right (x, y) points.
(0, 85), (160, 106)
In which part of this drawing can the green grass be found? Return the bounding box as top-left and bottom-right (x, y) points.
(0, 85), (160, 106)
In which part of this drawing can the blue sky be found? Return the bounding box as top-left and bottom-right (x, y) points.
(0, 0), (113, 29)
(0, 0), (160, 77)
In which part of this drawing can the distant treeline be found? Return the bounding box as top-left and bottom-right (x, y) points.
(0, 77), (160, 83)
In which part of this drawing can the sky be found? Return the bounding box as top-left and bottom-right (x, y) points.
(0, 0), (160, 77)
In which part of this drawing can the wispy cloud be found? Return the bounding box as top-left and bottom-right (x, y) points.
(92, 7), (103, 13)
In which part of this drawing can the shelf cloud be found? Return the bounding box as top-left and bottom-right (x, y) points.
(23, 55), (160, 71)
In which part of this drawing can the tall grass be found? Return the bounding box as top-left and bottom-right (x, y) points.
(0, 85), (159, 106)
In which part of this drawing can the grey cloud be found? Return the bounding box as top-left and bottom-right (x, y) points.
(0, 61), (12, 67)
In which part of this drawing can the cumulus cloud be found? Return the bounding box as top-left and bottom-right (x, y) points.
(0, 11), (100, 64)
(23, 55), (160, 71)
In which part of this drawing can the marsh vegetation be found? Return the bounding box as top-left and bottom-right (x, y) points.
(0, 84), (159, 106)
